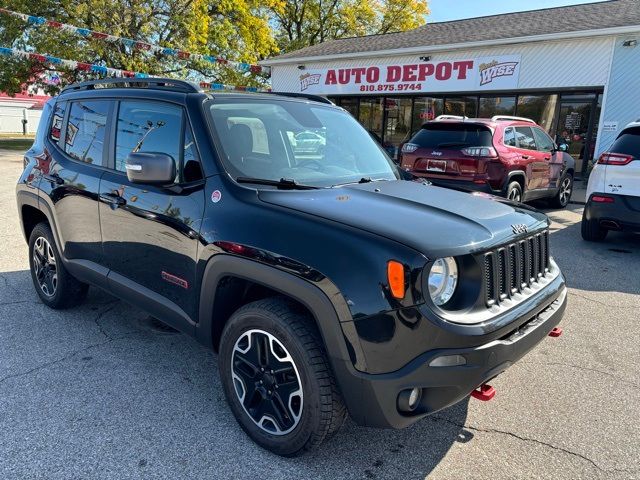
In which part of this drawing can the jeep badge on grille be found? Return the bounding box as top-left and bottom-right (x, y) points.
(512, 224), (528, 234)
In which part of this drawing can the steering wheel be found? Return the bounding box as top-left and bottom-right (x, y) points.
(296, 159), (324, 170)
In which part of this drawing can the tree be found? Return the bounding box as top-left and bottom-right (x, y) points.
(270, 0), (429, 52)
(0, 0), (278, 94)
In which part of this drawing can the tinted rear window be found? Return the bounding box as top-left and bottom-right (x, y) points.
(610, 127), (640, 158)
(411, 124), (493, 149)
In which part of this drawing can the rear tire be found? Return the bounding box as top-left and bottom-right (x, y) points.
(219, 297), (346, 456)
(506, 181), (523, 203)
(581, 211), (608, 242)
(28, 222), (89, 308)
(550, 174), (573, 208)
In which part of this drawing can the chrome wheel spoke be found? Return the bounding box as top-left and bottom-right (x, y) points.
(231, 329), (303, 435)
(32, 236), (57, 297)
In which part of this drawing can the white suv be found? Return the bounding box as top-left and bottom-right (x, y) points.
(582, 121), (640, 241)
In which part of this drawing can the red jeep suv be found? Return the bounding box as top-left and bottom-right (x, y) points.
(400, 116), (575, 207)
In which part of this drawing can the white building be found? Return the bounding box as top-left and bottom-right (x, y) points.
(263, 0), (640, 177)
(0, 91), (49, 135)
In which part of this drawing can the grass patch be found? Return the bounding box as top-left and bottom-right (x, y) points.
(0, 137), (34, 151)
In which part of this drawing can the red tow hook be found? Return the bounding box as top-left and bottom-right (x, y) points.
(471, 384), (496, 401)
(549, 327), (563, 337)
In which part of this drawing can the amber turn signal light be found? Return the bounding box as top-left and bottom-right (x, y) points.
(387, 260), (405, 299)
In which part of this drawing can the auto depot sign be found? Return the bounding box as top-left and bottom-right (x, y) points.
(297, 55), (521, 94)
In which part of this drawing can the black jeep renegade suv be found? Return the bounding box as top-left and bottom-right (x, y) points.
(16, 78), (567, 456)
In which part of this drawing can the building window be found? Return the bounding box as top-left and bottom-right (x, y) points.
(359, 97), (384, 140)
(516, 95), (558, 133)
(444, 96), (477, 117)
(339, 97), (359, 118)
(383, 97), (412, 161)
(412, 97), (443, 132)
(478, 96), (516, 118)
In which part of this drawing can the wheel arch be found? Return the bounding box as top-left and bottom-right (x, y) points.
(197, 254), (358, 361)
(196, 255), (367, 417)
(506, 170), (526, 191)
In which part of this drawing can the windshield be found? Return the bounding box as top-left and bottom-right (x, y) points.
(411, 123), (493, 149)
(208, 98), (400, 187)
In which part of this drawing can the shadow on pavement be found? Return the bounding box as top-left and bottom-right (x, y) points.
(0, 268), (468, 479)
(542, 205), (640, 296)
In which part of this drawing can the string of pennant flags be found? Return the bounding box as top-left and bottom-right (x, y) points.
(0, 47), (271, 92)
(0, 8), (270, 76)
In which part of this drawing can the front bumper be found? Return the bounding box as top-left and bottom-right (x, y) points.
(584, 193), (640, 232)
(338, 282), (567, 429)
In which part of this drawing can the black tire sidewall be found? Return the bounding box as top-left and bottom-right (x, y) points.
(507, 181), (522, 202)
(28, 223), (64, 306)
(555, 174), (573, 208)
(219, 306), (324, 456)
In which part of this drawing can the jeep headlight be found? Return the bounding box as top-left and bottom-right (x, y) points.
(428, 257), (458, 306)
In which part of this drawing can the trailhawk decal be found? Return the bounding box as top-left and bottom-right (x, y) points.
(291, 55), (521, 95)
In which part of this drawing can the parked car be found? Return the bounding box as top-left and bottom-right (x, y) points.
(400, 115), (575, 208)
(294, 130), (326, 154)
(582, 120), (640, 241)
(17, 79), (567, 456)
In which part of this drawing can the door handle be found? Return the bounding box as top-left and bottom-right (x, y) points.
(99, 193), (126, 207)
(521, 155), (531, 160)
(544, 156), (551, 161)
(43, 173), (63, 185)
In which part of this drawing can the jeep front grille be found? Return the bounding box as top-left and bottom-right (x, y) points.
(483, 230), (550, 307)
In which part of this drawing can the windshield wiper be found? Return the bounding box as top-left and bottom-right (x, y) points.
(331, 177), (389, 188)
(235, 177), (319, 190)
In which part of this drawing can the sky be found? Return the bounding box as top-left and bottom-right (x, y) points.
(427, 0), (610, 22)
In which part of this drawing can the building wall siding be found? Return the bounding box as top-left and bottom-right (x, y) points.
(271, 37), (614, 93)
(596, 35), (640, 155)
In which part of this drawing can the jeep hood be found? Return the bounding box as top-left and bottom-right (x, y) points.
(257, 180), (549, 258)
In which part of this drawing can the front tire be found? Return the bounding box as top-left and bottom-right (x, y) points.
(28, 222), (88, 309)
(506, 181), (523, 203)
(219, 298), (346, 456)
(550, 174), (573, 208)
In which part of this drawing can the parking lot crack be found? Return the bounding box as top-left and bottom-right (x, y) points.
(431, 415), (609, 473)
(0, 333), (133, 388)
(93, 305), (116, 339)
(569, 291), (638, 310)
(519, 361), (639, 388)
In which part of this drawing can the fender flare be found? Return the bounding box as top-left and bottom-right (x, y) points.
(504, 170), (527, 192)
(196, 254), (370, 414)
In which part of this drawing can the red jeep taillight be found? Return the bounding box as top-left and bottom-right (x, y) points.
(461, 146), (498, 157)
(598, 152), (634, 165)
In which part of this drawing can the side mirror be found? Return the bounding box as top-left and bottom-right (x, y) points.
(557, 143), (569, 152)
(125, 152), (176, 185)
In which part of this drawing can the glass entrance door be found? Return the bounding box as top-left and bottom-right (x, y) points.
(554, 100), (595, 177)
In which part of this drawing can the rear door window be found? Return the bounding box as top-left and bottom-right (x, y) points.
(411, 124), (493, 149)
(610, 127), (640, 158)
(514, 126), (537, 150)
(504, 127), (517, 147)
(64, 100), (110, 165)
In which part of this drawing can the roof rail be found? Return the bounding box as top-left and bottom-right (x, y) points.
(491, 115), (536, 124)
(433, 115), (467, 121)
(267, 92), (334, 105)
(60, 77), (203, 95)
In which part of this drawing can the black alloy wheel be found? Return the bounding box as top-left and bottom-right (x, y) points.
(231, 329), (304, 435)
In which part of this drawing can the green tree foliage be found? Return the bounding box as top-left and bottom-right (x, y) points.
(0, 0), (427, 94)
(0, 0), (278, 93)
(270, 0), (429, 52)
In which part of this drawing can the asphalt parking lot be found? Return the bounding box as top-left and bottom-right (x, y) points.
(1, 149), (639, 479)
